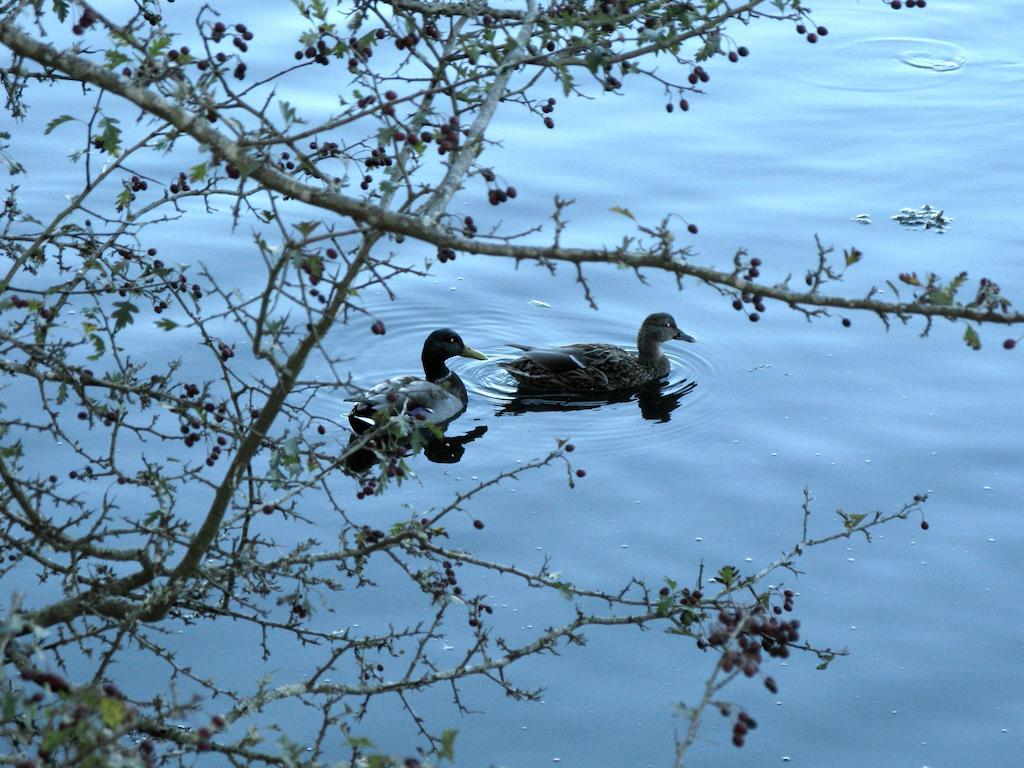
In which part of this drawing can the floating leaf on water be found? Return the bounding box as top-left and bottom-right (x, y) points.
(528, 299), (551, 308)
(891, 204), (953, 234)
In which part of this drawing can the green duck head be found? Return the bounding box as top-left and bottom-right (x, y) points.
(422, 329), (487, 381)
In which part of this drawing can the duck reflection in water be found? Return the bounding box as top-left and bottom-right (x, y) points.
(499, 379), (697, 422)
(341, 422), (488, 476)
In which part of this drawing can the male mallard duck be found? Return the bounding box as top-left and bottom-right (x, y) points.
(498, 312), (695, 393)
(347, 329), (487, 433)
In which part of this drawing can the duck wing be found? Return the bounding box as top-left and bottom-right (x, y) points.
(503, 344), (588, 373)
(502, 343), (625, 373)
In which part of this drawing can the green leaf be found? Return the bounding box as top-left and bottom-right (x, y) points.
(189, 161), (209, 182)
(52, 0), (70, 22)
(44, 115), (77, 135)
(609, 206), (636, 221)
(87, 334), (106, 360)
(99, 696), (126, 727)
(97, 116), (122, 155)
(292, 220), (321, 237)
(963, 324), (981, 351)
(438, 729), (458, 762)
(925, 288), (953, 306)
(714, 564), (738, 587)
(112, 301), (139, 331)
(148, 36), (171, 58)
(104, 49), (130, 69)
(155, 319), (179, 331)
(844, 247), (862, 267)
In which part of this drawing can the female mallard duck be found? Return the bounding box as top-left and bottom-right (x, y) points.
(347, 329), (487, 433)
(498, 312), (695, 393)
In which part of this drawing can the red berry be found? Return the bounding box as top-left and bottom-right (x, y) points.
(576, 468), (586, 478)
(687, 223), (698, 234)
(921, 520), (929, 530)
(842, 318), (852, 327)
(371, 320), (386, 335)
(473, 519), (484, 529)
(1003, 339), (1016, 350)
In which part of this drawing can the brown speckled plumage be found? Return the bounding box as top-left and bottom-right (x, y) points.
(498, 312), (695, 393)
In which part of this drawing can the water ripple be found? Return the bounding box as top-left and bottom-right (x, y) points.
(801, 37), (967, 92)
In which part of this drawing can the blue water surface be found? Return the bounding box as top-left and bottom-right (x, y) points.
(4, 0), (1022, 766)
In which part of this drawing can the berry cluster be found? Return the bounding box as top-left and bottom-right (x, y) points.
(298, 256), (322, 286)
(210, 21), (252, 49)
(541, 97), (557, 129)
(716, 704), (759, 748)
(77, 407), (120, 428)
(346, 34), (375, 72)
(487, 186), (517, 206)
(727, 46), (751, 63)
(462, 216), (478, 237)
(889, 0), (926, 8)
(167, 46), (192, 64)
(294, 37), (332, 66)
(687, 65), (710, 86)
(697, 592), (801, 725)
(168, 172), (191, 194)
(311, 140), (341, 159)
(730, 258), (766, 321)
(204, 433), (229, 467)
(274, 152), (298, 173)
(358, 524), (387, 543)
(364, 146), (392, 170)
(795, 22), (829, 44)
(467, 595), (494, 627)
(371, 320), (386, 335)
(71, 8), (97, 35)
(436, 117), (462, 155)
(437, 247), (457, 263)
(217, 341), (235, 362)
